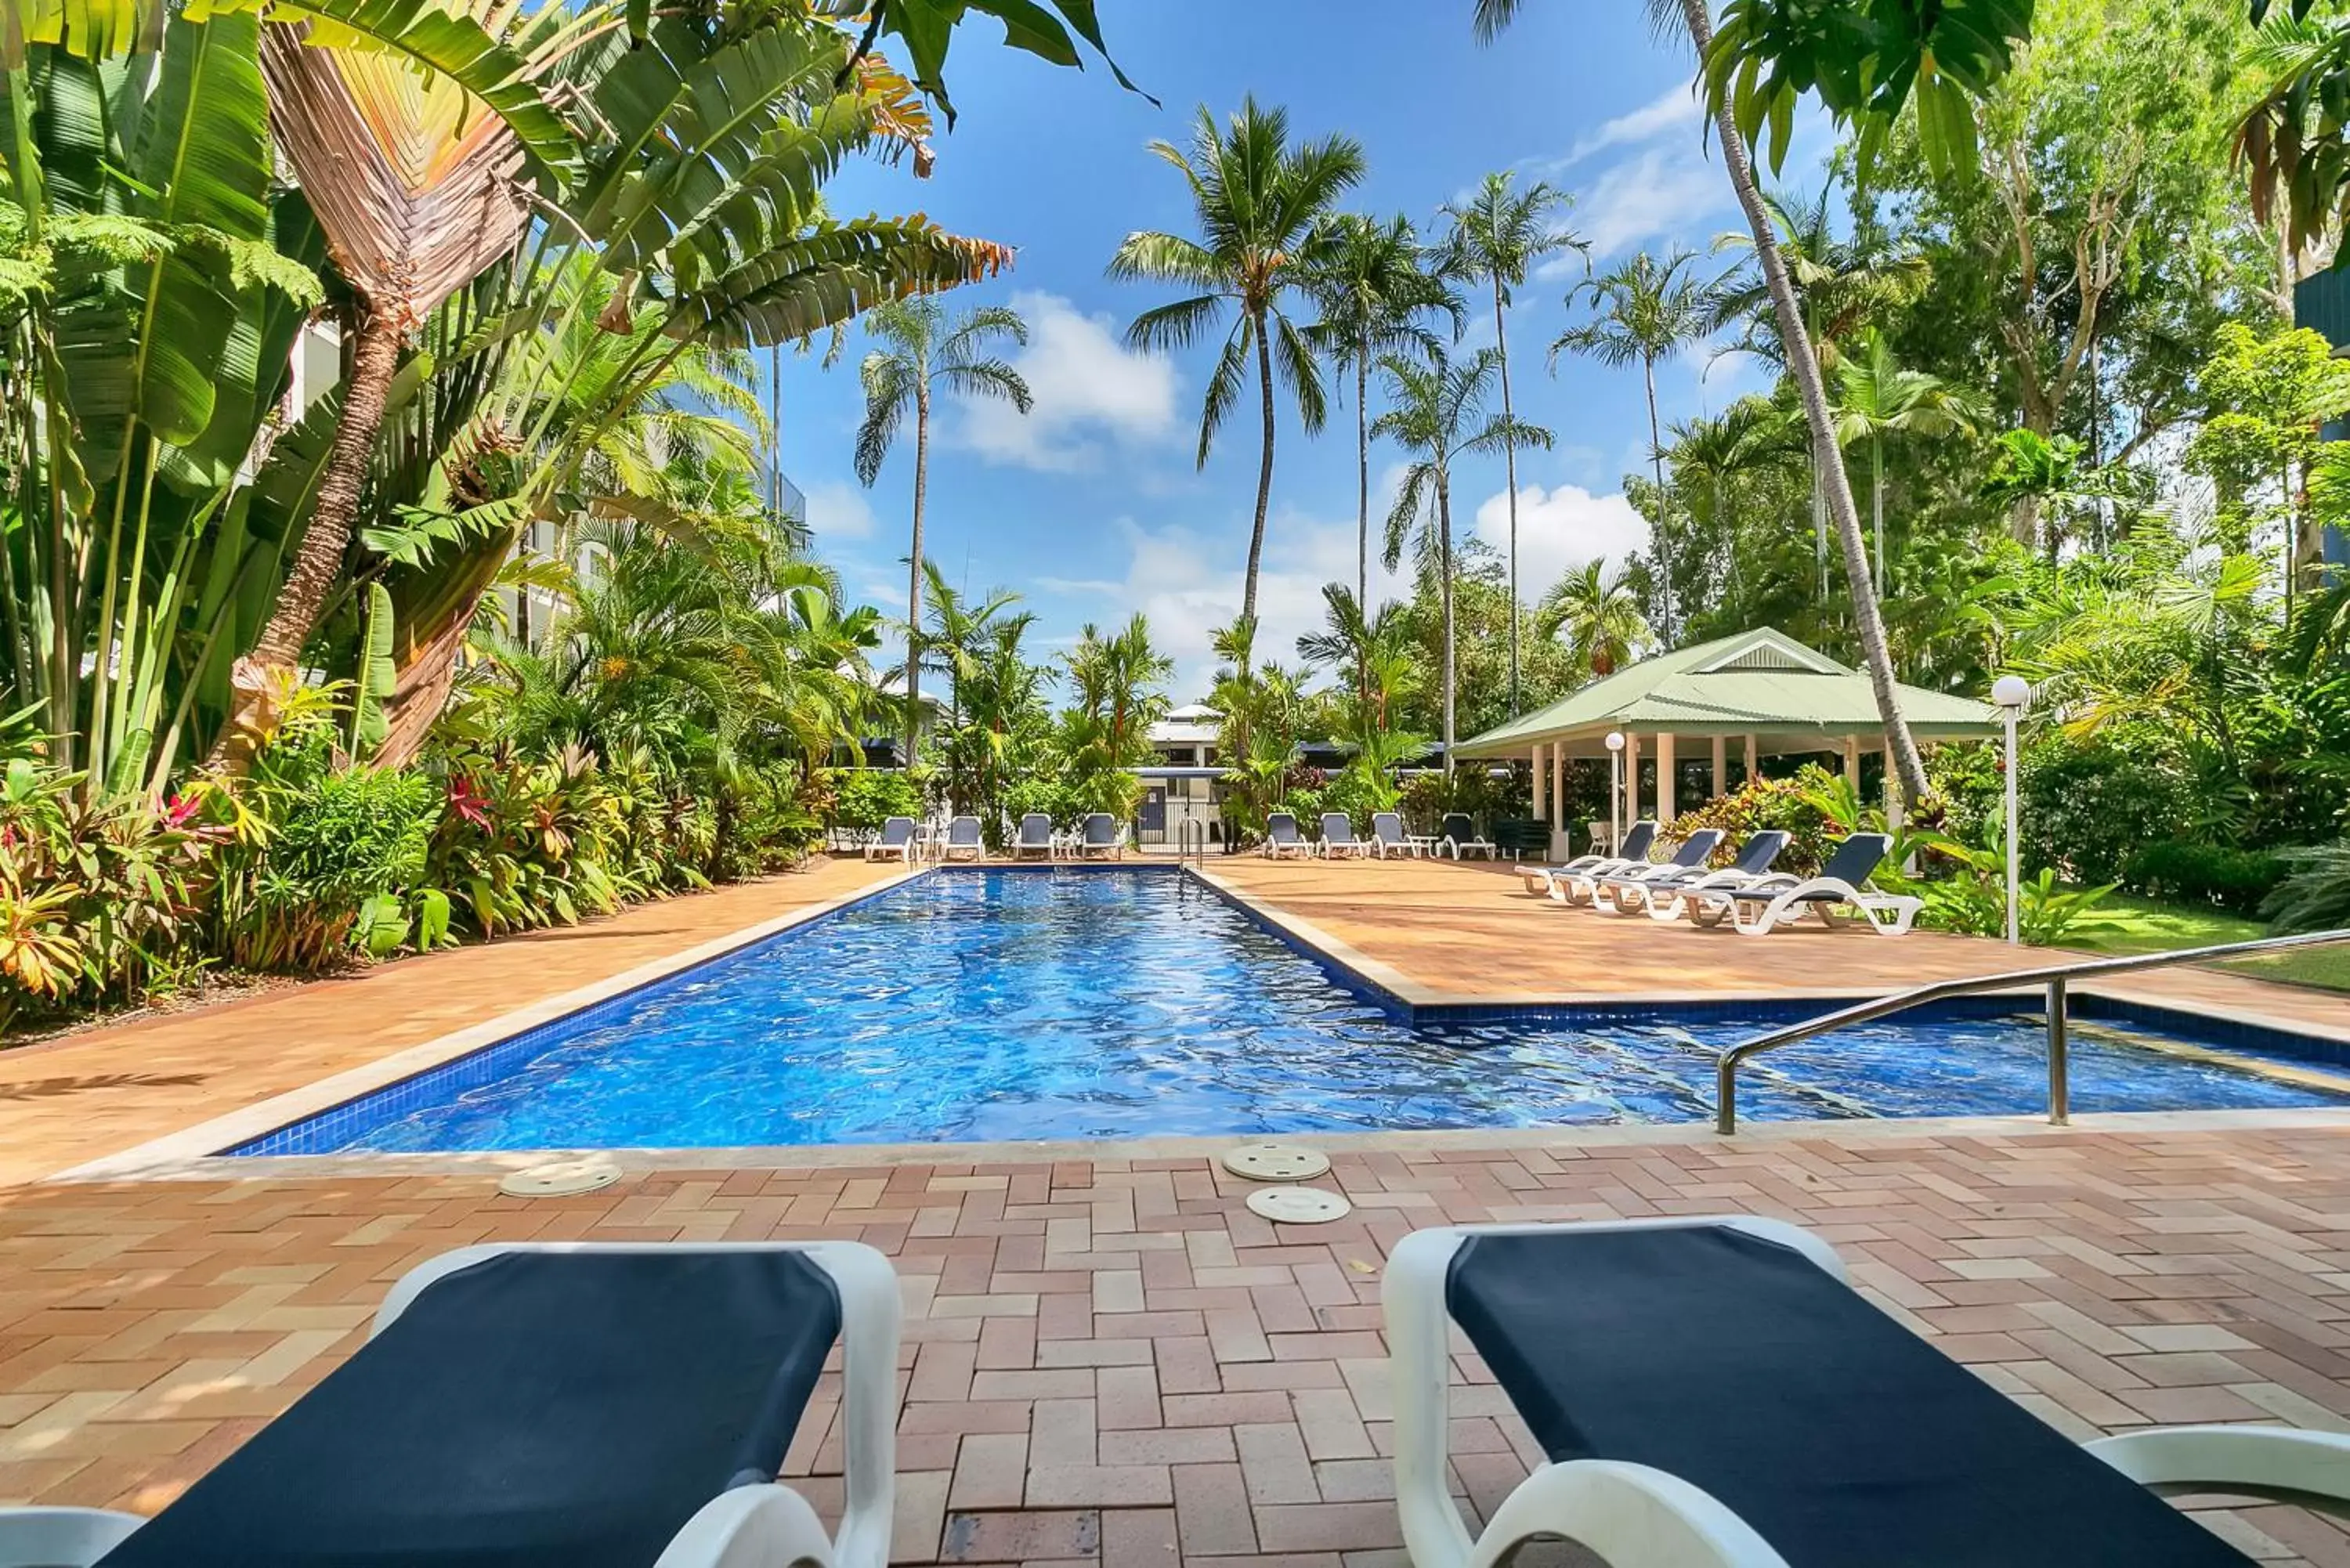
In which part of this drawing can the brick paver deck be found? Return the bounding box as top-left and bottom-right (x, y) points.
(5, 856), (2350, 1560)
(6, 1132), (2350, 1563)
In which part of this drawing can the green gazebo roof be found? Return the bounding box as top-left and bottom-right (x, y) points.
(1452, 627), (1999, 759)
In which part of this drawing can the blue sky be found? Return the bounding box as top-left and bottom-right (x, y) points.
(784, 2), (1826, 699)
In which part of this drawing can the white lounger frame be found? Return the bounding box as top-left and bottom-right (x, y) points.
(939, 816), (985, 862)
(0, 1240), (902, 1568)
(1710, 876), (1924, 937)
(1384, 1216), (2350, 1568)
(864, 817), (919, 863)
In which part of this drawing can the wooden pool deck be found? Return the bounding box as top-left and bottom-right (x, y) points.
(3, 854), (2349, 1563)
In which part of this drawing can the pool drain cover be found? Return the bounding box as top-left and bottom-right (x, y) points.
(1222, 1143), (1332, 1182)
(499, 1158), (620, 1198)
(1247, 1186), (1351, 1225)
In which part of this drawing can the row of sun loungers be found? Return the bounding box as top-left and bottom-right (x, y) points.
(16, 1222), (2337, 1566)
(860, 814), (1129, 862)
(1260, 811), (1496, 861)
(1519, 820), (1924, 936)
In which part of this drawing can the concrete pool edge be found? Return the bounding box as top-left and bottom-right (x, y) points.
(52, 861), (2350, 1182)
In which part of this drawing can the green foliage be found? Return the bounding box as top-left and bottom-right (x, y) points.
(2124, 840), (2288, 914)
(1397, 767), (1526, 838)
(1660, 764), (1850, 876)
(826, 768), (924, 833)
(2016, 735), (2201, 888)
(2262, 842), (2350, 933)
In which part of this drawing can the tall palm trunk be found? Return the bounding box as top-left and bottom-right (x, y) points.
(905, 382), (929, 768)
(1493, 277), (1524, 716)
(1871, 435), (1885, 592)
(1679, 0), (1929, 808)
(1242, 307), (1278, 671)
(1643, 354), (1674, 646)
(221, 306), (403, 757)
(1437, 466), (1456, 777)
(1354, 339), (1369, 612)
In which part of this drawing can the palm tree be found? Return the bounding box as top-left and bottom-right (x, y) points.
(1375, 343), (1553, 772)
(1477, 0), (1937, 810)
(1664, 397), (1803, 612)
(853, 298), (1032, 767)
(1110, 98), (1366, 656)
(1535, 560), (1650, 680)
(1303, 215), (1457, 610)
(1549, 248), (1713, 646)
(1830, 331), (1990, 590)
(1062, 616), (1174, 818)
(1437, 172), (1586, 716)
(1297, 582), (1419, 725)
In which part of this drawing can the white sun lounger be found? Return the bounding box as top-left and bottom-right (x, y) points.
(1520, 821), (1658, 897)
(1261, 811), (1312, 859)
(1077, 812), (1126, 860)
(1011, 813), (1056, 861)
(1636, 829), (1792, 921)
(938, 815), (983, 862)
(1321, 813), (1373, 859)
(864, 816), (917, 863)
(1708, 831), (1923, 936)
(1385, 1216), (2350, 1568)
(0, 1241), (902, 1568)
(1554, 828), (1723, 907)
(1438, 814), (1495, 860)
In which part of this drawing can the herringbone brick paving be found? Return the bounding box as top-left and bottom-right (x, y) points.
(7, 1129), (2350, 1563)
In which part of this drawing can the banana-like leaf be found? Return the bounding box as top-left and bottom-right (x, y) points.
(662, 217), (1014, 349)
(350, 578), (395, 753)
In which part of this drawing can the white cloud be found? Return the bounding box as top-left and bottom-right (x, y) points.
(949, 291), (1182, 472)
(1558, 78), (1702, 167)
(1574, 145), (1729, 258)
(1472, 482), (1650, 599)
(802, 479), (880, 543)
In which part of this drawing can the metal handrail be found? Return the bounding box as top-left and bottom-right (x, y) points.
(1175, 818), (1209, 868)
(1713, 928), (2350, 1135)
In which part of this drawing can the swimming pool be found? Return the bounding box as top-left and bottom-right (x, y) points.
(233, 867), (2350, 1155)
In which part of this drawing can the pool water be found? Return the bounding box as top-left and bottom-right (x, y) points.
(240, 868), (2349, 1154)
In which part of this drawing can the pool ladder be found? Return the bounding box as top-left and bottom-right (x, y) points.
(1175, 818), (1209, 869)
(1712, 927), (2350, 1135)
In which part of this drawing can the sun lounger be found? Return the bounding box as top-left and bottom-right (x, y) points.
(1384, 1216), (2348, 1568)
(1520, 820), (1658, 896)
(1555, 827), (1723, 907)
(863, 815), (916, 863)
(1012, 813), (1056, 860)
(1439, 813), (1495, 860)
(938, 815), (983, 862)
(1320, 813), (1372, 859)
(1370, 811), (1430, 858)
(1260, 811), (1311, 859)
(1077, 811), (1126, 860)
(1712, 830), (1922, 936)
(1636, 829), (1792, 921)
(0, 1241), (902, 1568)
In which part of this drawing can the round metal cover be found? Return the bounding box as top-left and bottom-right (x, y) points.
(499, 1158), (620, 1198)
(1246, 1186), (1352, 1224)
(1221, 1142), (1332, 1182)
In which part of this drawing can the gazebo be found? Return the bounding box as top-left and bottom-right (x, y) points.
(1452, 627), (2001, 857)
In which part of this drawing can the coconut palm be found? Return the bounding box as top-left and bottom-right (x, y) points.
(852, 298), (1032, 767)
(1437, 172), (1586, 716)
(1831, 331), (1991, 590)
(1535, 560), (1650, 680)
(1664, 398), (1805, 607)
(1477, 0), (1936, 808)
(1549, 248), (1713, 646)
(1297, 583), (1421, 726)
(1110, 99), (1365, 655)
(1375, 343), (1554, 772)
(1303, 215), (1457, 610)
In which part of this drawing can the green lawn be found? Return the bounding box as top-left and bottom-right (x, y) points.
(2070, 892), (2350, 994)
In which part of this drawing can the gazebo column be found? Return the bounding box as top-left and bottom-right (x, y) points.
(1843, 735), (1862, 792)
(1549, 742), (1571, 861)
(1657, 732), (1676, 823)
(1711, 735), (1726, 800)
(1745, 732), (1759, 788)
(1625, 732), (1642, 824)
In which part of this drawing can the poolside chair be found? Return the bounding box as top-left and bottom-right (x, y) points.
(1077, 811), (1126, 860)
(1636, 828), (1792, 922)
(1384, 1216), (2344, 1568)
(938, 815), (983, 862)
(1520, 819), (1658, 898)
(1260, 811), (1311, 859)
(0, 1241), (901, 1568)
(1320, 812), (1372, 859)
(1439, 813), (1496, 860)
(1554, 827), (1724, 908)
(1012, 812), (1056, 860)
(1713, 830), (1923, 937)
(863, 815), (916, 863)
(1369, 811), (1424, 859)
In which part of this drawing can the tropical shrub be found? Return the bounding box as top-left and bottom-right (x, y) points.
(1398, 768), (1527, 836)
(2018, 738), (2200, 888)
(1661, 765), (1850, 876)
(2263, 843), (2350, 934)
(1321, 764), (1399, 832)
(2125, 841), (2287, 916)
(828, 770), (924, 834)
(1001, 776), (1082, 833)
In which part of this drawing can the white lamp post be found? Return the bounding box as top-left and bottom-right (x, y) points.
(1605, 730), (1626, 856)
(1992, 675), (2033, 945)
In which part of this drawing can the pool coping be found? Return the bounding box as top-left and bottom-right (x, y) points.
(52, 862), (2350, 1182)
